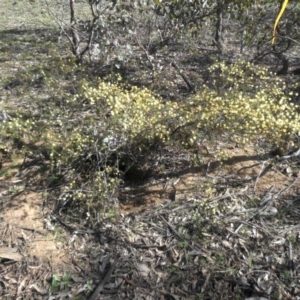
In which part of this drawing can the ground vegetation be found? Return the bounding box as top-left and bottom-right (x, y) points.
(1, 0), (300, 299)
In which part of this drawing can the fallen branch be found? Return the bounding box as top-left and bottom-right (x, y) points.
(171, 61), (195, 92)
(253, 160), (269, 193)
(277, 147), (300, 160)
(88, 256), (119, 300)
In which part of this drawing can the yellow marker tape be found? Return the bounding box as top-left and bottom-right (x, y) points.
(272, 0), (289, 44)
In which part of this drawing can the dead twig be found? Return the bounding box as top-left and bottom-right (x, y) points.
(253, 160), (269, 193)
(160, 215), (186, 241)
(171, 61), (195, 92)
(99, 282), (148, 294)
(267, 176), (300, 206)
(288, 240), (294, 277)
(88, 256), (119, 300)
(277, 147), (300, 160)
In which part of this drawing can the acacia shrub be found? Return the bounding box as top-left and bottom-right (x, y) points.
(47, 61), (300, 214)
(2, 59), (299, 220)
(187, 61), (300, 152)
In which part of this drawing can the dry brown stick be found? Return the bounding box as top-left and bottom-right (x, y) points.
(171, 61), (195, 92)
(253, 160), (269, 193)
(271, 176), (299, 204)
(288, 240), (294, 276)
(16, 226), (46, 236)
(160, 215), (185, 241)
(278, 147), (300, 160)
(100, 283), (148, 294)
(88, 256), (119, 300)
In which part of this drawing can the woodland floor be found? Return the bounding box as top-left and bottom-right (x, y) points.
(2, 146), (300, 299)
(1, 1), (300, 300)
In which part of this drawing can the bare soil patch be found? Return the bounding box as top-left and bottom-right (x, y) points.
(119, 146), (296, 213)
(0, 158), (75, 298)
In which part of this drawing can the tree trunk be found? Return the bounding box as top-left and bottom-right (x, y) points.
(69, 0), (81, 61)
(215, 0), (224, 53)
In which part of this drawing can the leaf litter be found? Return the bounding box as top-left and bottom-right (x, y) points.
(1, 146), (300, 299)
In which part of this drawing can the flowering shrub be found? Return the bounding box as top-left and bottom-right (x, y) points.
(184, 61), (300, 150)
(2, 58), (299, 218)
